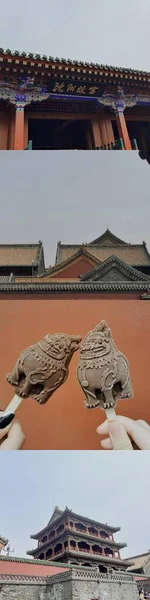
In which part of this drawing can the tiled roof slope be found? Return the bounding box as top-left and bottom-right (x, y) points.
(0, 243), (42, 266)
(126, 553), (150, 571)
(0, 47), (150, 80)
(56, 244), (150, 266)
(55, 230), (150, 266)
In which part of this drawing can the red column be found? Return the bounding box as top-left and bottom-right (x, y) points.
(105, 118), (115, 145)
(115, 109), (131, 149)
(91, 118), (102, 148)
(14, 103), (25, 150)
(99, 118), (108, 146)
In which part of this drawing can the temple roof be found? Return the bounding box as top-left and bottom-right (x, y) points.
(89, 229), (127, 246)
(0, 242), (44, 267)
(80, 256), (150, 282)
(55, 230), (150, 266)
(49, 507), (64, 523)
(30, 507), (121, 540)
(39, 247), (100, 279)
(126, 552), (150, 571)
(0, 48), (150, 81)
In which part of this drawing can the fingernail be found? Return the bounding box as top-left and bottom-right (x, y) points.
(108, 421), (122, 437)
(0, 413), (15, 429)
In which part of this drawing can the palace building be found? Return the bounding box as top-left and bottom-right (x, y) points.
(0, 229), (150, 450)
(0, 47), (150, 161)
(27, 505), (129, 571)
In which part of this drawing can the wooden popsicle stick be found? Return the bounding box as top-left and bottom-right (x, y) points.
(105, 406), (117, 422)
(1, 394), (23, 417)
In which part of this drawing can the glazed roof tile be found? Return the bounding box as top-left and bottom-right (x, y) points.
(126, 552), (150, 571)
(31, 507), (121, 539)
(0, 281), (150, 293)
(0, 47), (150, 79)
(43, 248), (100, 278)
(57, 244), (150, 266)
(0, 274), (14, 282)
(80, 256), (150, 282)
(0, 243), (42, 266)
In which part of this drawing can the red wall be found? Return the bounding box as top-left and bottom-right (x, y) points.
(0, 294), (150, 450)
(49, 257), (97, 278)
(0, 557), (69, 576)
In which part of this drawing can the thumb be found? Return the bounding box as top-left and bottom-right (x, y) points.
(108, 420), (133, 450)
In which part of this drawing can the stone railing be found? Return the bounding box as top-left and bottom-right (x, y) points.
(72, 570), (133, 582)
(46, 569), (134, 585)
(0, 574), (46, 585)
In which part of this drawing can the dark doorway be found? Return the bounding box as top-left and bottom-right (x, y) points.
(126, 120), (150, 151)
(28, 118), (89, 149)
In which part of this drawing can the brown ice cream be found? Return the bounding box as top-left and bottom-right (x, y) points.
(77, 320), (133, 410)
(6, 333), (81, 404)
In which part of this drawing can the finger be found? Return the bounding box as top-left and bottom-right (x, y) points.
(137, 420), (150, 431)
(96, 420), (109, 435)
(0, 413), (15, 440)
(0, 420), (25, 450)
(115, 417), (150, 450)
(101, 437), (113, 450)
(107, 420), (133, 450)
(97, 416), (150, 450)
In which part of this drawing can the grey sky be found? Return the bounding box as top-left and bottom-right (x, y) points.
(0, 151), (150, 267)
(0, 451), (149, 559)
(0, 0), (150, 71)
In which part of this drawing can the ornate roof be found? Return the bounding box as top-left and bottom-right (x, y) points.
(49, 507), (64, 523)
(30, 507), (121, 540)
(0, 242), (44, 267)
(55, 230), (150, 266)
(126, 552), (150, 572)
(39, 247), (100, 279)
(0, 48), (150, 82)
(80, 256), (150, 282)
(90, 229), (127, 246)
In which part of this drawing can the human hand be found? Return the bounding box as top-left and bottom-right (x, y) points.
(0, 411), (25, 450)
(96, 416), (150, 450)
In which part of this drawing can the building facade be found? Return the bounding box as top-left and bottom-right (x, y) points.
(0, 229), (150, 450)
(0, 566), (139, 600)
(126, 553), (150, 597)
(0, 47), (150, 160)
(27, 506), (129, 571)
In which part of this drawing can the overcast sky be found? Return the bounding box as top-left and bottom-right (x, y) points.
(0, 451), (149, 559)
(0, 0), (150, 71)
(0, 151), (150, 267)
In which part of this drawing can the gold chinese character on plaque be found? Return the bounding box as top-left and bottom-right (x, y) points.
(67, 84), (76, 92)
(52, 82), (65, 93)
(76, 86), (86, 94)
(89, 86), (99, 95)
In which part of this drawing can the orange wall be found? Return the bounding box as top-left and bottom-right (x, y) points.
(0, 558), (69, 576)
(0, 295), (150, 450)
(50, 257), (97, 278)
(0, 114), (8, 149)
